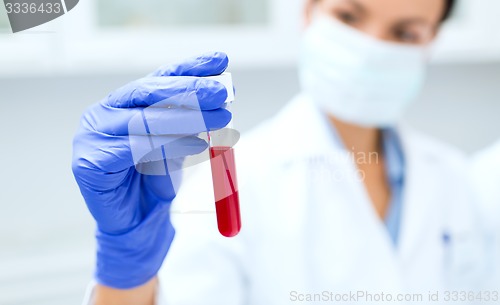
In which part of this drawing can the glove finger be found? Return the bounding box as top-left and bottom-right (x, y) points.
(134, 107), (232, 136)
(105, 77), (227, 110)
(131, 129), (240, 175)
(131, 135), (208, 167)
(73, 132), (207, 181)
(87, 93), (230, 137)
(149, 51), (228, 77)
(72, 133), (133, 192)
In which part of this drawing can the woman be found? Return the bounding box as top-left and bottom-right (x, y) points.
(73, 0), (487, 304)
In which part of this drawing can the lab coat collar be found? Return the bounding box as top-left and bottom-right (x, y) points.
(268, 94), (346, 163)
(271, 94), (406, 165)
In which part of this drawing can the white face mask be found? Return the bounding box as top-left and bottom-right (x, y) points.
(298, 16), (428, 127)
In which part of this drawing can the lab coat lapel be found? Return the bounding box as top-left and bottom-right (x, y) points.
(396, 126), (443, 268)
(265, 94), (343, 162)
(302, 151), (402, 291)
(275, 95), (401, 290)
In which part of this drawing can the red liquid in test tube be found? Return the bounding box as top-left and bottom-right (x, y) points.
(204, 72), (240, 237)
(209, 146), (241, 237)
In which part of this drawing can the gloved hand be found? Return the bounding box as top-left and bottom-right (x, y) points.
(72, 52), (231, 289)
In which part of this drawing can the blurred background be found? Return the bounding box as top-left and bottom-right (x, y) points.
(0, 0), (499, 304)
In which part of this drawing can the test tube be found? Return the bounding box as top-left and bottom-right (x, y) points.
(205, 73), (241, 237)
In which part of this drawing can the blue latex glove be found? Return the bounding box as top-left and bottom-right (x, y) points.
(72, 52), (231, 289)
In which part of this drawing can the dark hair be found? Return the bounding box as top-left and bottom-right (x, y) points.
(441, 0), (456, 22)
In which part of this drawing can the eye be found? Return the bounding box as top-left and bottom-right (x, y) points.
(394, 29), (420, 44)
(335, 10), (359, 25)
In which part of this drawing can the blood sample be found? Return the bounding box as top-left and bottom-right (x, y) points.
(209, 146), (241, 237)
(204, 72), (241, 237)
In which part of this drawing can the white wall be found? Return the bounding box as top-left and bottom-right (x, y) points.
(1, 0), (500, 77)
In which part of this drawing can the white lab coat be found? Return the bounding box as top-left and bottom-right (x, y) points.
(470, 141), (500, 287)
(157, 95), (486, 305)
